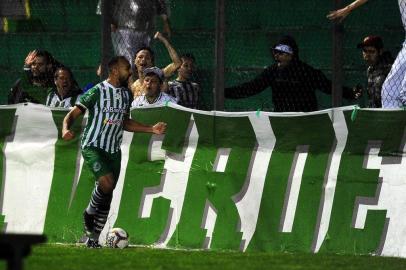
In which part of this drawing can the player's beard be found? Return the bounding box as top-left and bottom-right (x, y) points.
(118, 75), (130, 88)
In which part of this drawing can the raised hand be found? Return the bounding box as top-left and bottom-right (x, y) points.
(24, 50), (38, 66)
(154, 31), (166, 42)
(327, 7), (351, 22)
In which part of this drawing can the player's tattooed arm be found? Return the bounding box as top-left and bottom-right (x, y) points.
(62, 105), (85, 141)
(327, 0), (369, 22)
(155, 31), (181, 78)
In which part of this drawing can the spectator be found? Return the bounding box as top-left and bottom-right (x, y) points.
(46, 67), (83, 108)
(327, 0), (406, 108)
(357, 36), (394, 108)
(8, 50), (63, 104)
(225, 35), (361, 112)
(168, 53), (201, 109)
(132, 66), (176, 107)
(130, 31), (181, 97)
(98, 0), (171, 68)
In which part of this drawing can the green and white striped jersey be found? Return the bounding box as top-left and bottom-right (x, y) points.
(46, 90), (80, 108)
(77, 81), (132, 153)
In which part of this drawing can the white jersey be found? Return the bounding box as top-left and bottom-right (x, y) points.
(78, 81), (132, 153)
(131, 92), (176, 107)
(399, 0), (406, 31)
(46, 91), (80, 108)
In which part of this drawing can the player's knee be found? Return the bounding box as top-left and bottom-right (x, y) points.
(98, 174), (115, 194)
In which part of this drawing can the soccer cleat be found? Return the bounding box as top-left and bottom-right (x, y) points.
(77, 234), (89, 245)
(85, 238), (102, 248)
(83, 211), (95, 236)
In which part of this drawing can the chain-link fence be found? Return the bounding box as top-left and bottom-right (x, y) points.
(0, 0), (100, 105)
(222, 0), (403, 111)
(0, 0), (404, 111)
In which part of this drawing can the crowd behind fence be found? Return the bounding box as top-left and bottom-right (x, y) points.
(0, 0), (404, 112)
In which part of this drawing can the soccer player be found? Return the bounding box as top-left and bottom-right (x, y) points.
(168, 53), (201, 109)
(132, 66), (176, 107)
(62, 56), (167, 248)
(327, 0), (406, 108)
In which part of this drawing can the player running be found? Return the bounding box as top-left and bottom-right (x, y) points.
(62, 56), (167, 248)
(327, 0), (406, 108)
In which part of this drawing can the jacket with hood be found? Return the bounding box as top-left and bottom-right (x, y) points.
(225, 36), (357, 112)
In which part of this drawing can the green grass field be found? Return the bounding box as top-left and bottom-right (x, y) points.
(1, 245), (406, 270)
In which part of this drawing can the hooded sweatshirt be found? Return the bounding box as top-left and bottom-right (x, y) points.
(225, 35), (356, 112)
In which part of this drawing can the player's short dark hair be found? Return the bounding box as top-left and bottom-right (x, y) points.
(135, 46), (155, 63)
(108, 56), (129, 73)
(54, 66), (73, 80)
(180, 53), (196, 63)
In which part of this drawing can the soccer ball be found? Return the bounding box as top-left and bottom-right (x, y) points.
(105, 228), (129, 249)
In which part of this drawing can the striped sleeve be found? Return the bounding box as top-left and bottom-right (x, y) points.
(45, 92), (53, 107)
(78, 86), (99, 110)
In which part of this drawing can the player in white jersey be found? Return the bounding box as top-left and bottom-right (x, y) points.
(328, 0), (406, 108)
(132, 66), (177, 107)
(62, 56), (167, 248)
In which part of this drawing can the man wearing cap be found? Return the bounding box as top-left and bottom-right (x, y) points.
(225, 35), (360, 112)
(132, 66), (176, 107)
(357, 36), (393, 108)
(327, 0), (406, 108)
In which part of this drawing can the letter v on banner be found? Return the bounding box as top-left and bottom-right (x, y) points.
(0, 108), (17, 229)
(43, 109), (87, 242)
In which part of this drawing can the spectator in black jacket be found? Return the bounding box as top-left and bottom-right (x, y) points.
(225, 35), (360, 112)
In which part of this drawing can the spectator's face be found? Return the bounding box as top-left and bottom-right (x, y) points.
(135, 50), (153, 70)
(117, 60), (132, 87)
(178, 58), (195, 80)
(273, 50), (293, 68)
(362, 46), (380, 65)
(143, 74), (161, 97)
(31, 56), (48, 77)
(55, 69), (72, 98)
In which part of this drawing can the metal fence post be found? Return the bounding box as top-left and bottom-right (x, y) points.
(332, 0), (344, 108)
(214, 0), (225, 111)
(100, 0), (112, 80)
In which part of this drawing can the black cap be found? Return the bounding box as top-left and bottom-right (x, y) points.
(357, 36), (384, 50)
